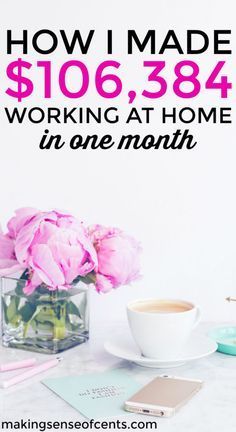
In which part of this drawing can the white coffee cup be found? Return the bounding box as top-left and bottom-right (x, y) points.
(127, 298), (200, 360)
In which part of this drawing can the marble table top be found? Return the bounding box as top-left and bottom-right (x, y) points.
(0, 322), (235, 432)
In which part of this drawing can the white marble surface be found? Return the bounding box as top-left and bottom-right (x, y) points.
(0, 322), (236, 431)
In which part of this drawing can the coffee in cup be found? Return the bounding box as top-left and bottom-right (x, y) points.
(127, 299), (200, 360)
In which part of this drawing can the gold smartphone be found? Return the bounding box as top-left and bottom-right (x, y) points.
(125, 375), (203, 417)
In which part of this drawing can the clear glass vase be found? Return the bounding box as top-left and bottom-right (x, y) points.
(1, 276), (90, 354)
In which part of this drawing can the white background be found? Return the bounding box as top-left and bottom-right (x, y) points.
(1, 0), (236, 327)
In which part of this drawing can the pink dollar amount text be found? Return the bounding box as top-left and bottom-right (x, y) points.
(5, 59), (232, 102)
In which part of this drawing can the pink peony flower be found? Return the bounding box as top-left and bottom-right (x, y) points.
(1, 208), (98, 294)
(16, 210), (98, 294)
(0, 207), (40, 276)
(7, 207), (40, 239)
(0, 209), (141, 296)
(89, 225), (141, 293)
(0, 229), (23, 276)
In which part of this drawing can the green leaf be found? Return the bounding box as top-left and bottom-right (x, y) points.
(20, 269), (30, 280)
(15, 270), (30, 297)
(19, 302), (37, 323)
(72, 275), (81, 284)
(50, 290), (70, 300)
(7, 296), (20, 322)
(35, 306), (56, 324)
(67, 301), (82, 318)
(36, 285), (52, 295)
(2, 298), (9, 324)
(30, 318), (37, 332)
(15, 282), (26, 297)
(73, 271), (96, 286)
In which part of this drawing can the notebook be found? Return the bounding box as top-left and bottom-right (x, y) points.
(43, 369), (141, 419)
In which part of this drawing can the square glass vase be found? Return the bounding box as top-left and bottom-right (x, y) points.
(1, 276), (90, 354)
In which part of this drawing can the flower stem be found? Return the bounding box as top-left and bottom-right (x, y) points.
(53, 304), (66, 340)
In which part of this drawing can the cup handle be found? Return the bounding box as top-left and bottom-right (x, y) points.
(193, 307), (201, 328)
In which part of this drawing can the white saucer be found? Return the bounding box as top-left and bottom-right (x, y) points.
(104, 333), (217, 368)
